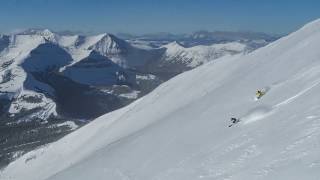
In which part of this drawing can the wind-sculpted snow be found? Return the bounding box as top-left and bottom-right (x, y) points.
(2, 19), (320, 180)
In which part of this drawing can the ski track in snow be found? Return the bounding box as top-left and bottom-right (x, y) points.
(243, 77), (320, 125)
(241, 106), (273, 125)
(273, 79), (320, 108)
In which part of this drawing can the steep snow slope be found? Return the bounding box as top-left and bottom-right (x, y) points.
(3, 20), (320, 180)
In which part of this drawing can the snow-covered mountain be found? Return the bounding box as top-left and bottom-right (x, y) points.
(0, 33), (58, 120)
(57, 32), (163, 69)
(0, 28), (270, 168)
(2, 19), (320, 180)
(0, 30), (156, 121)
(14, 29), (160, 69)
(17, 29), (58, 42)
(0, 30), (163, 167)
(149, 41), (247, 78)
(0, 29), (254, 122)
(163, 41), (247, 67)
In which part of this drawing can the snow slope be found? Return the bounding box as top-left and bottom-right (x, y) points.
(3, 19), (320, 180)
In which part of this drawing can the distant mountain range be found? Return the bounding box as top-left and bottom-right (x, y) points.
(118, 30), (281, 47)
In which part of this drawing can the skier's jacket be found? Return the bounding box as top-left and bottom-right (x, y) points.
(256, 90), (265, 99)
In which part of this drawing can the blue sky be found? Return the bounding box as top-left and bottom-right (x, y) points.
(1, 0), (320, 35)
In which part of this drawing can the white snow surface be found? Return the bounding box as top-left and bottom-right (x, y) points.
(2, 19), (320, 180)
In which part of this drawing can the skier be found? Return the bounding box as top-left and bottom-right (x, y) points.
(229, 117), (240, 127)
(256, 90), (265, 99)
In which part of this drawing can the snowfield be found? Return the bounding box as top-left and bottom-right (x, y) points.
(2, 19), (320, 180)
